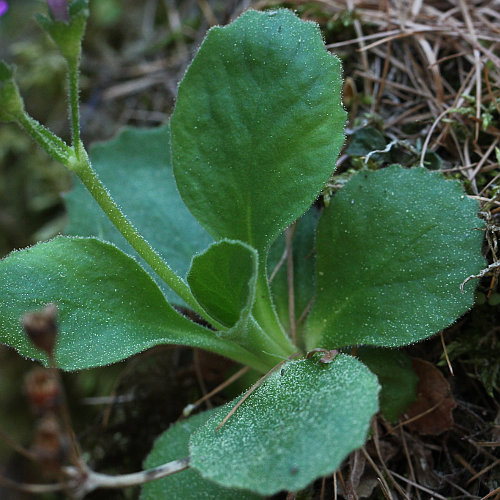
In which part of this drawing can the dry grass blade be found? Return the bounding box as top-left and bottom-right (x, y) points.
(182, 365), (250, 417)
(215, 353), (299, 431)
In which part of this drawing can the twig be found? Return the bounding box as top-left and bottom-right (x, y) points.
(390, 399), (447, 432)
(419, 108), (452, 167)
(465, 458), (500, 487)
(268, 247), (287, 283)
(48, 362), (85, 473)
(286, 223), (297, 345)
(320, 475), (326, 500)
(458, 0), (482, 141)
(193, 349), (212, 410)
(389, 470), (447, 499)
(399, 427), (420, 500)
(215, 353), (299, 431)
(0, 428), (38, 462)
(0, 474), (66, 494)
(54, 458), (191, 498)
(182, 365), (250, 417)
(481, 487), (500, 500)
(346, 0), (371, 96)
(460, 261), (500, 292)
(440, 332), (454, 376)
(360, 447), (394, 499)
(370, 421), (408, 499)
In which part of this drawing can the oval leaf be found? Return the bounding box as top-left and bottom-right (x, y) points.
(190, 355), (379, 495)
(0, 237), (257, 370)
(141, 410), (262, 500)
(307, 165), (485, 349)
(65, 124), (213, 304)
(172, 9), (346, 251)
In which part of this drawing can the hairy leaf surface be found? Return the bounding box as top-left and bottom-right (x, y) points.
(0, 237), (254, 370)
(172, 9), (346, 251)
(307, 165), (485, 349)
(190, 356), (379, 495)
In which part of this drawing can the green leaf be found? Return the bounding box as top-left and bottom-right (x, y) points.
(187, 240), (257, 329)
(357, 347), (417, 422)
(65, 124), (213, 304)
(190, 355), (379, 495)
(0, 61), (25, 122)
(307, 165), (485, 350)
(141, 410), (262, 500)
(346, 126), (386, 157)
(0, 237), (261, 371)
(172, 9), (346, 252)
(268, 209), (319, 346)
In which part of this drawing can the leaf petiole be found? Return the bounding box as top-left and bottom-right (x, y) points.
(68, 152), (218, 324)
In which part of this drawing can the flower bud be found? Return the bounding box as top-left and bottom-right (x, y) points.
(36, 0), (89, 65)
(22, 303), (58, 357)
(47, 0), (69, 23)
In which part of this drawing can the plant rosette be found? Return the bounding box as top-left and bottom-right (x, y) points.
(0, 8), (484, 497)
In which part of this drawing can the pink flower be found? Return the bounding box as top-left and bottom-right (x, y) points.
(0, 1), (8, 17)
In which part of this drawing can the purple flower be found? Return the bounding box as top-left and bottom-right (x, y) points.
(0, 1), (8, 17)
(47, 0), (69, 23)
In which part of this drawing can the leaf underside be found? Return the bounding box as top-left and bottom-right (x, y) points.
(172, 9), (346, 252)
(307, 165), (485, 350)
(190, 356), (380, 495)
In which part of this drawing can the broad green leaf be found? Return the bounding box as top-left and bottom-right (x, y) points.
(346, 126), (386, 157)
(356, 347), (417, 422)
(65, 124), (213, 304)
(187, 240), (257, 329)
(141, 410), (262, 500)
(268, 209), (319, 345)
(307, 165), (485, 350)
(190, 355), (379, 495)
(171, 9), (346, 252)
(0, 237), (260, 370)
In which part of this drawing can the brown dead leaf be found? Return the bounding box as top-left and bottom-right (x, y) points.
(405, 358), (456, 435)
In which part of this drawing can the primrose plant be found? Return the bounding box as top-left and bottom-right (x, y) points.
(0, 2), (485, 497)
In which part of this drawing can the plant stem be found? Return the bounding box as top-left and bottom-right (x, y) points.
(67, 59), (81, 158)
(185, 328), (273, 373)
(0, 458), (191, 497)
(244, 317), (295, 366)
(73, 458), (191, 495)
(16, 113), (72, 164)
(253, 257), (296, 357)
(72, 152), (210, 320)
